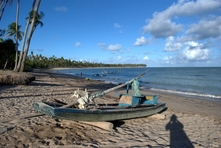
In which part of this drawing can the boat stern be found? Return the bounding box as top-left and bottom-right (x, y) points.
(118, 94), (159, 107)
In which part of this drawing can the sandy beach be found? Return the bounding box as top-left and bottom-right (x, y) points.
(0, 72), (221, 148)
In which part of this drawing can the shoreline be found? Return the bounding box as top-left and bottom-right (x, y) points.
(43, 68), (221, 103)
(146, 88), (221, 102)
(32, 66), (147, 71)
(0, 71), (221, 147)
(31, 69), (221, 119)
(30, 70), (221, 120)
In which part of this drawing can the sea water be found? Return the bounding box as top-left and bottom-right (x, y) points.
(52, 67), (221, 102)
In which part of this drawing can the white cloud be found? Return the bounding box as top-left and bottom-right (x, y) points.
(98, 43), (106, 50)
(163, 56), (174, 64)
(186, 41), (198, 47)
(164, 36), (182, 51)
(144, 19), (182, 38)
(114, 23), (122, 28)
(108, 44), (122, 50)
(117, 56), (122, 60)
(185, 16), (221, 40)
(143, 0), (221, 38)
(75, 42), (82, 47)
(181, 41), (210, 61)
(143, 56), (149, 60)
(54, 6), (68, 12)
(133, 36), (149, 46)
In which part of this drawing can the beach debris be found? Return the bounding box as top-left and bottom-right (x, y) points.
(0, 70), (35, 85)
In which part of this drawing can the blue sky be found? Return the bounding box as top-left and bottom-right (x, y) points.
(1, 0), (221, 67)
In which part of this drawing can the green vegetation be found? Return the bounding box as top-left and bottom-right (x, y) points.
(0, 0), (146, 71)
(0, 39), (146, 69)
(25, 53), (146, 69)
(0, 39), (15, 69)
(0, 0), (43, 72)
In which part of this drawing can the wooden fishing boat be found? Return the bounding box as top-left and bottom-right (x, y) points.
(33, 70), (166, 122)
(33, 101), (165, 122)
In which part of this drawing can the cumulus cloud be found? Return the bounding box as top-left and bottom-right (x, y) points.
(143, 0), (221, 38)
(164, 36), (182, 51)
(98, 43), (106, 50)
(143, 56), (149, 60)
(163, 56), (174, 64)
(161, 41), (211, 65)
(144, 19), (182, 38)
(185, 16), (221, 40)
(181, 41), (210, 61)
(114, 23), (122, 28)
(54, 6), (68, 12)
(108, 44), (122, 50)
(75, 42), (82, 47)
(133, 36), (149, 46)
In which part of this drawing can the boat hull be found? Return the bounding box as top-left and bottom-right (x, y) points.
(33, 102), (166, 122)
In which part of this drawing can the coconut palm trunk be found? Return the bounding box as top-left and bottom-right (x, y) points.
(19, 0), (41, 72)
(14, 0), (20, 71)
(16, 0), (36, 72)
(0, 0), (8, 21)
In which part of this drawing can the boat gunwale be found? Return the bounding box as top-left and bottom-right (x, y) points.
(34, 101), (166, 113)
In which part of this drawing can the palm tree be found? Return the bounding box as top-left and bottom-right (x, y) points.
(17, 0), (42, 72)
(26, 10), (44, 31)
(0, 29), (5, 36)
(7, 21), (23, 70)
(16, 0), (36, 72)
(14, 0), (20, 70)
(1, 0), (20, 70)
(7, 22), (23, 40)
(0, 29), (5, 42)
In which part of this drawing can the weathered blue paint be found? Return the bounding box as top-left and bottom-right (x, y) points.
(33, 102), (166, 122)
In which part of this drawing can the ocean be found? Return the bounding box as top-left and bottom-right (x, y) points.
(51, 67), (221, 102)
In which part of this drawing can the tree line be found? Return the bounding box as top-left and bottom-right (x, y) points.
(0, 0), (146, 70)
(0, 39), (146, 69)
(25, 53), (146, 69)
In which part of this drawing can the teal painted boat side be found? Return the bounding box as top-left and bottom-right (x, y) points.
(33, 102), (166, 122)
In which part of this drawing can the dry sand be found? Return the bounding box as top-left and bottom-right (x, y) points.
(0, 72), (220, 148)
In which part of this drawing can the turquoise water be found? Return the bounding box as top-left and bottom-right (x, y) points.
(52, 67), (221, 101)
